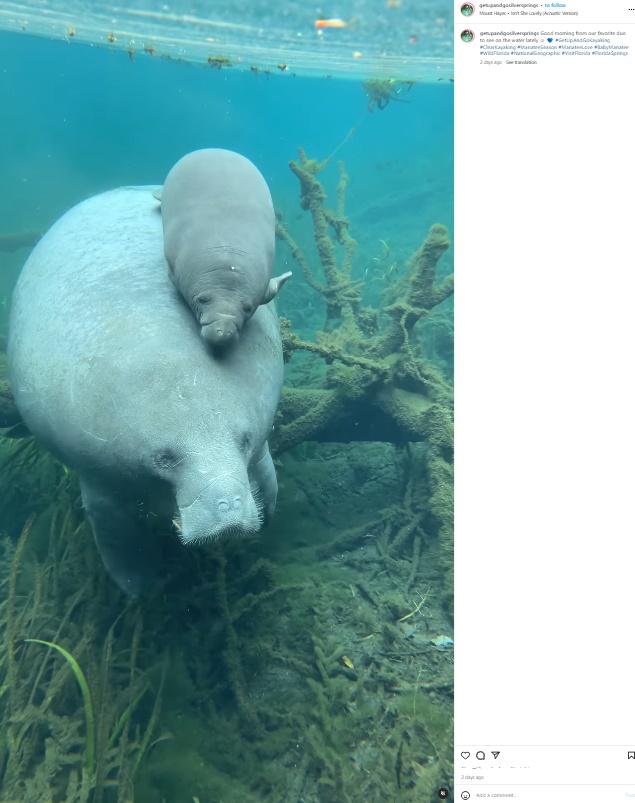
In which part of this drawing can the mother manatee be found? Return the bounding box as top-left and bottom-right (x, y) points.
(160, 149), (291, 347)
(8, 185), (284, 596)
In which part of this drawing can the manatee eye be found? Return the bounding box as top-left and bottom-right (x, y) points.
(243, 304), (253, 314)
(239, 433), (252, 452)
(197, 294), (212, 305)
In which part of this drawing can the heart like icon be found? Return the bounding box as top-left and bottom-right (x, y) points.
(547, 37), (553, 42)
(461, 751), (470, 759)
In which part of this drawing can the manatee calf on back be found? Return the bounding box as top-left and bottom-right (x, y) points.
(8, 184), (284, 595)
(160, 148), (291, 347)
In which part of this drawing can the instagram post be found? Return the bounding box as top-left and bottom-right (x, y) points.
(0, 2), (454, 802)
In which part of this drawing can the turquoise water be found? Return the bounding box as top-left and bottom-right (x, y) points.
(0, 0), (453, 79)
(0, 28), (454, 803)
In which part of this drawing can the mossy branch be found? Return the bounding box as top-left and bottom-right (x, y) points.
(286, 150), (360, 322)
(280, 320), (388, 375)
(407, 223), (453, 309)
(375, 224), (453, 358)
(288, 157), (338, 284)
(275, 222), (325, 293)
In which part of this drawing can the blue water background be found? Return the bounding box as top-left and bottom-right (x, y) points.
(0, 31), (452, 308)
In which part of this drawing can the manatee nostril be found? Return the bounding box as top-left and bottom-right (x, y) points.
(216, 497), (243, 513)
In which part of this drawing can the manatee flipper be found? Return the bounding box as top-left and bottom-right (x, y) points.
(249, 441), (278, 522)
(79, 476), (162, 596)
(262, 272), (292, 304)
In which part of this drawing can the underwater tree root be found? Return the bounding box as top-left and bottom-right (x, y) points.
(274, 153), (453, 455)
(276, 152), (455, 609)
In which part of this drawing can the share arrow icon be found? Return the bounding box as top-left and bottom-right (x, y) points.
(492, 751), (500, 759)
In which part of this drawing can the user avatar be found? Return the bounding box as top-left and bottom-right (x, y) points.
(460, 29), (474, 42)
(460, 2), (474, 15)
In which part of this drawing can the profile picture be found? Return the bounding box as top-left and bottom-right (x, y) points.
(460, 29), (474, 42)
(460, 2), (474, 15)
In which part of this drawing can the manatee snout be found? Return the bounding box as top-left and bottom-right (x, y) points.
(176, 472), (262, 544)
(200, 313), (240, 346)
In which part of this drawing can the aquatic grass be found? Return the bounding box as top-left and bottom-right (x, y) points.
(108, 684), (148, 749)
(131, 656), (167, 779)
(0, 500), (161, 796)
(23, 639), (96, 776)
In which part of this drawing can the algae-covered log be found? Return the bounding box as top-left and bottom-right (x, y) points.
(273, 387), (406, 452)
(276, 155), (454, 451)
(277, 148), (454, 620)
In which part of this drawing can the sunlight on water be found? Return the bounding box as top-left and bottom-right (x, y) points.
(0, 0), (453, 79)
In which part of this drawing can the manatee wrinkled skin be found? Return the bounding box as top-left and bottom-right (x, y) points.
(8, 187), (283, 596)
(160, 149), (291, 348)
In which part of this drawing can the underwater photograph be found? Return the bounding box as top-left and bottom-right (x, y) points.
(0, 2), (454, 800)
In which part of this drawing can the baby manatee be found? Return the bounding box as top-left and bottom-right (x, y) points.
(160, 148), (291, 347)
